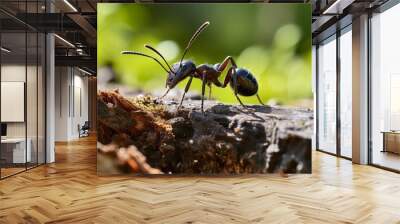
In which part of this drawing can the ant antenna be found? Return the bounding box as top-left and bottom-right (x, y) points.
(121, 51), (170, 73)
(179, 21), (210, 66)
(144, 44), (174, 73)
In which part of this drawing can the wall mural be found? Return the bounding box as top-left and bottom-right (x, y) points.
(97, 3), (313, 175)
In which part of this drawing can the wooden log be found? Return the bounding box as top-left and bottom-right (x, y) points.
(97, 90), (313, 174)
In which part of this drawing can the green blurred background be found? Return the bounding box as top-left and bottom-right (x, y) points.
(98, 3), (312, 105)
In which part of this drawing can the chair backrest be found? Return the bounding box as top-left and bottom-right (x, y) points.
(82, 121), (90, 129)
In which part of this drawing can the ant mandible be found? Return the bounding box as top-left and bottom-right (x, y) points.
(122, 21), (265, 114)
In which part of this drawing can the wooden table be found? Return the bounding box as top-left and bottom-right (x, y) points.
(382, 131), (400, 154)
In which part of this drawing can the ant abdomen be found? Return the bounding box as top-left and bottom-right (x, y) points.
(230, 68), (258, 96)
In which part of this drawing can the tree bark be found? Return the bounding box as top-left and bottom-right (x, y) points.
(97, 90), (313, 174)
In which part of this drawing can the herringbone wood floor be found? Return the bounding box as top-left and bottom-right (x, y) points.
(1, 135), (400, 224)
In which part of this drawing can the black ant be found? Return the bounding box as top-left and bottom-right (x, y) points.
(122, 21), (265, 114)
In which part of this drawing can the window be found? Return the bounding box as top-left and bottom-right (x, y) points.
(370, 3), (400, 171)
(0, 1), (46, 179)
(317, 35), (337, 154)
(339, 27), (352, 158)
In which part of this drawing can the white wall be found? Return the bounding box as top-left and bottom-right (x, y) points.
(72, 73), (89, 138)
(1, 63), (46, 164)
(1, 65), (27, 138)
(55, 67), (69, 141)
(1, 65), (26, 119)
(55, 67), (89, 141)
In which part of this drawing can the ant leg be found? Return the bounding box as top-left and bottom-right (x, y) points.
(216, 56), (237, 72)
(256, 94), (265, 105)
(235, 93), (245, 107)
(231, 69), (245, 107)
(201, 74), (207, 114)
(159, 88), (170, 100)
(178, 75), (193, 109)
(222, 67), (234, 87)
(213, 58), (234, 89)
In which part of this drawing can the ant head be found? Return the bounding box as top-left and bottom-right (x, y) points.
(166, 60), (196, 89)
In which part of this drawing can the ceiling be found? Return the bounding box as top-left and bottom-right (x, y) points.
(311, 0), (390, 43)
(0, 0), (99, 73)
